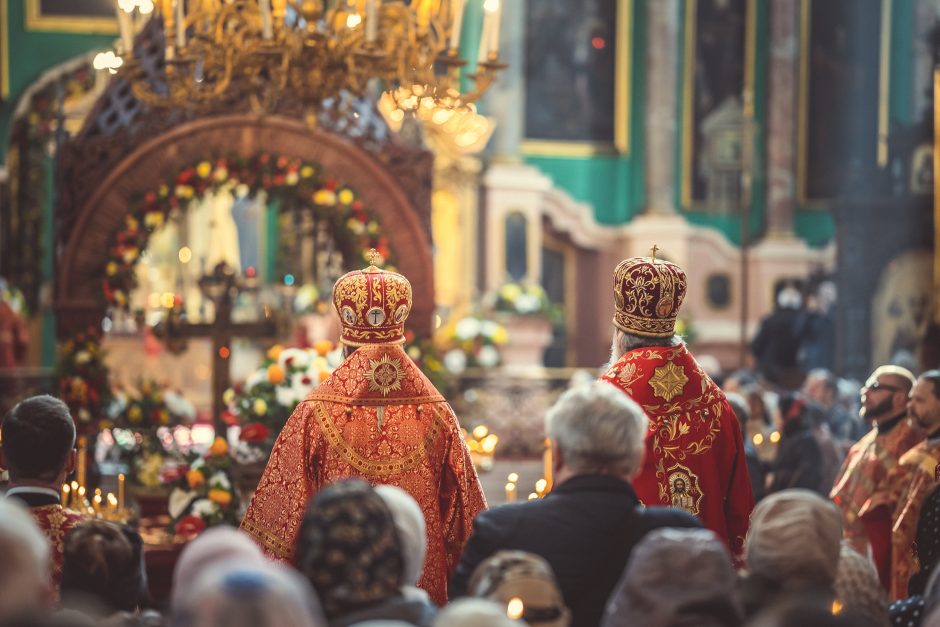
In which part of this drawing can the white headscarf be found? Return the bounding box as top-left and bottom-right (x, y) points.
(374, 484), (427, 586)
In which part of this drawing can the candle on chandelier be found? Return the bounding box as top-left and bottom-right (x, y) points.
(175, 0), (187, 49)
(260, 0), (273, 40)
(448, 0), (464, 50)
(365, 0), (378, 43)
(116, 3), (135, 54)
(487, 0), (501, 57)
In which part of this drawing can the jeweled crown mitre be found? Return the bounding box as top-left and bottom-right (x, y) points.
(612, 247), (687, 338)
(332, 251), (412, 346)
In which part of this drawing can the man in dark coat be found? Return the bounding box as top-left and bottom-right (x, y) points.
(451, 382), (701, 627)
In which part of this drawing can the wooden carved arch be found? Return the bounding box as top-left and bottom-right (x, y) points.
(56, 114), (434, 338)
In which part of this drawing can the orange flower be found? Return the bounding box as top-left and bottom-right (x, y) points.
(314, 340), (334, 356)
(186, 469), (205, 488)
(267, 344), (284, 361)
(267, 364), (285, 384)
(319, 370), (331, 382)
(208, 489), (232, 507)
(209, 437), (229, 457)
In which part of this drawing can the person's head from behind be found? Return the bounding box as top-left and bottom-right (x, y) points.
(433, 599), (521, 627)
(774, 394), (809, 433)
(860, 365), (915, 424)
(468, 551), (570, 627)
(293, 479), (403, 620)
(601, 528), (741, 627)
(373, 485), (426, 588)
(545, 382), (648, 483)
(909, 370), (940, 434)
(170, 526), (265, 609)
(171, 561), (324, 627)
(803, 369), (838, 409)
(1, 395), (75, 486)
(745, 489), (842, 591)
(60, 521), (148, 616)
(0, 499), (51, 619)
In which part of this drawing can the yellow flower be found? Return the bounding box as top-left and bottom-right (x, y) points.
(157, 409), (170, 425)
(223, 388), (235, 405)
(286, 172), (299, 186)
(499, 283), (522, 302)
(267, 364), (285, 385)
(128, 405), (143, 423)
(367, 221), (379, 234)
(144, 211), (164, 229)
(208, 489), (232, 507)
(346, 218), (365, 234)
(186, 469), (205, 488)
(209, 436), (229, 457)
(175, 185), (194, 199)
(267, 344), (284, 361)
(313, 190), (337, 206)
(491, 325), (508, 345)
(106, 262), (118, 276)
(300, 165), (315, 178)
(196, 161), (212, 178)
(253, 398), (268, 416)
(125, 216), (139, 231)
(122, 247), (139, 263)
(338, 189), (354, 205)
(213, 167), (229, 182)
(158, 184), (169, 197)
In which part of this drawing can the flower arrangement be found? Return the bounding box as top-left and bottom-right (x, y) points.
(102, 153), (392, 310)
(491, 281), (558, 318)
(436, 316), (507, 375)
(227, 342), (343, 453)
(57, 328), (113, 436)
(167, 437), (240, 537)
(106, 379), (196, 489)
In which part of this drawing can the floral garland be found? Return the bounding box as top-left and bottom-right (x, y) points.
(57, 328), (113, 436)
(102, 153), (392, 309)
(166, 437), (240, 536)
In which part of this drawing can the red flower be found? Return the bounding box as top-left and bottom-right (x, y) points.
(276, 156), (288, 168)
(240, 422), (271, 443)
(174, 515), (207, 537)
(221, 410), (240, 426)
(144, 191), (157, 203)
(324, 177), (337, 191)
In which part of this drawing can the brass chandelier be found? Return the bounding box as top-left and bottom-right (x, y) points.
(111, 0), (506, 119)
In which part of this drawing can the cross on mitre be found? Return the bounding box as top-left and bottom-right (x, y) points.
(650, 244), (659, 263)
(368, 248), (379, 266)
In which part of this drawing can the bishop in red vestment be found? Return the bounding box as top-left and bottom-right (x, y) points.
(600, 251), (754, 557)
(241, 257), (487, 605)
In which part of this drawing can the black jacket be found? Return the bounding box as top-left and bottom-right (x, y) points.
(450, 475), (702, 627)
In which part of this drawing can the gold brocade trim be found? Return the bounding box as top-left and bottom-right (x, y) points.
(241, 519), (293, 559)
(648, 362), (689, 402)
(613, 312), (677, 337)
(312, 401), (445, 476)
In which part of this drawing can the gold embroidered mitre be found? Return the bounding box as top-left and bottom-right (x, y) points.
(333, 255), (412, 346)
(612, 254), (687, 337)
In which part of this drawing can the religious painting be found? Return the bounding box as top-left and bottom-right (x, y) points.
(871, 250), (933, 369)
(523, 0), (619, 148)
(798, 0), (883, 204)
(680, 0), (751, 211)
(26, 0), (117, 33)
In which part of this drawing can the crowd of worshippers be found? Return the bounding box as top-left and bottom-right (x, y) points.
(1, 372), (939, 627)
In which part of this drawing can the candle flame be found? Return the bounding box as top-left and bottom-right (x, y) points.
(506, 597), (524, 619)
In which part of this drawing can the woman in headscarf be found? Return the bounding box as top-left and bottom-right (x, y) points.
(170, 526), (265, 609)
(601, 528), (742, 627)
(738, 489), (842, 619)
(767, 395), (824, 494)
(467, 550), (570, 627)
(294, 479), (434, 627)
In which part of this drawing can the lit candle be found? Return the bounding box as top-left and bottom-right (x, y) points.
(505, 482), (516, 503)
(365, 0), (378, 43)
(116, 4), (135, 54)
(417, 0), (432, 31)
(93, 489), (103, 515)
(535, 478), (547, 497)
(107, 493), (118, 517)
(487, 0), (501, 57)
(118, 473), (126, 513)
(61, 483), (70, 507)
(543, 437), (553, 491)
(260, 0), (273, 40)
(175, 0), (186, 49)
(76, 436), (87, 488)
(448, 0), (464, 50)
(476, 11), (490, 64)
(161, 0), (176, 59)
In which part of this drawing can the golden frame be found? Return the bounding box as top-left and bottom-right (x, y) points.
(1, 0), (9, 99)
(25, 0), (118, 34)
(796, 0), (891, 207)
(521, 0), (632, 157)
(679, 0), (757, 211)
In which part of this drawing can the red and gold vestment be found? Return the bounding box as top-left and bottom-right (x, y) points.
(241, 343), (487, 606)
(602, 344), (754, 556)
(30, 504), (86, 590)
(830, 417), (922, 555)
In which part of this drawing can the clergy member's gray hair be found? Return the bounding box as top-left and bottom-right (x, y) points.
(545, 382), (649, 476)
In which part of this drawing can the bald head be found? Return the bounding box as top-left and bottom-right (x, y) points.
(861, 365), (915, 425)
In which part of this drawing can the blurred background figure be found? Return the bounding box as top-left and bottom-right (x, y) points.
(467, 550), (569, 627)
(766, 396), (823, 494)
(0, 499), (51, 621)
(751, 282), (809, 391)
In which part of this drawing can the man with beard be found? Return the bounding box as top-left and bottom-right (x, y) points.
(600, 249), (754, 557)
(874, 370), (940, 599)
(830, 365), (922, 587)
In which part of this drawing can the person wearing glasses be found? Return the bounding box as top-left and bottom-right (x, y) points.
(830, 365), (922, 590)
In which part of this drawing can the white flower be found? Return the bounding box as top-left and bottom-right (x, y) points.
(455, 317), (481, 340)
(443, 349), (467, 374)
(191, 498), (219, 518)
(481, 320), (499, 337)
(190, 457), (205, 470)
(278, 348), (311, 370)
(515, 294), (541, 314)
(168, 488), (196, 519)
(477, 345), (500, 368)
(209, 471), (231, 490)
(276, 384), (299, 408)
(326, 347), (344, 368)
(164, 390), (196, 422)
(292, 372), (317, 398)
(245, 367), (268, 391)
(74, 351), (91, 364)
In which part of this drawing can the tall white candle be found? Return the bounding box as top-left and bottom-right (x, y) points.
(448, 0), (464, 50)
(116, 5), (135, 54)
(365, 0), (378, 43)
(476, 10), (491, 64)
(260, 0), (273, 39)
(176, 0), (186, 49)
(488, 0), (501, 57)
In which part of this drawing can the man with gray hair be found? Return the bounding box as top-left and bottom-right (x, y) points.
(601, 252), (754, 557)
(451, 382), (700, 627)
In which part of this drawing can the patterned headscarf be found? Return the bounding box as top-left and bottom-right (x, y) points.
(835, 542), (888, 626)
(745, 489), (842, 589)
(601, 528), (742, 627)
(294, 479), (404, 619)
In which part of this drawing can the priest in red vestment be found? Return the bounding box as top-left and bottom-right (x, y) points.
(1, 395), (87, 591)
(600, 250), (754, 557)
(241, 256), (487, 605)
